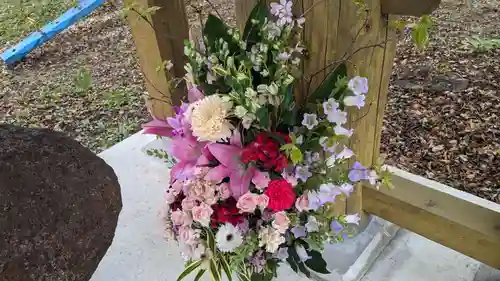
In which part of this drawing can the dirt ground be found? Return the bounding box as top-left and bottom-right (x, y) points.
(0, 0), (498, 202)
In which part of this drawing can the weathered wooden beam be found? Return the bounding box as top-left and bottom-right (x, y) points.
(126, 0), (189, 119)
(381, 0), (441, 16)
(363, 166), (500, 269)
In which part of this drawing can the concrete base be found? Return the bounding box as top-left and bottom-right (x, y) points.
(92, 132), (500, 281)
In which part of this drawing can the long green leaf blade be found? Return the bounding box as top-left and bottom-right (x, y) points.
(210, 259), (222, 281)
(176, 260), (202, 281)
(193, 269), (206, 281)
(206, 228), (217, 253)
(218, 254), (233, 281)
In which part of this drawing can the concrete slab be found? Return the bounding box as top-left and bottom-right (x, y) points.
(361, 230), (482, 281)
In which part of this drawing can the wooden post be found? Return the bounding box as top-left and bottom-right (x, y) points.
(235, 0), (439, 226)
(126, 0), (189, 119)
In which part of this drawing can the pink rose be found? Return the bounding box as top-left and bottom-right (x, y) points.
(178, 226), (199, 245)
(171, 210), (193, 226)
(236, 192), (258, 213)
(295, 194), (310, 212)
(256, 194), (269, 210)
(191, 203), (214, 226)
(217, 183), (232, 200)
(181, 197), (197, 211)
(272, 211), (290, 233)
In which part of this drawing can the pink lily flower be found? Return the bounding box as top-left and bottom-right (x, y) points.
(205, 131), (270, 199)
(142, 118), (173, 137)
(142, 86), (205, 137)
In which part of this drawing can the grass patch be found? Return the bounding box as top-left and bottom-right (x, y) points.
(0, 0), (77, 46)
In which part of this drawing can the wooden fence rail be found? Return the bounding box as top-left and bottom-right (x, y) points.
(363, 166), (500, 268)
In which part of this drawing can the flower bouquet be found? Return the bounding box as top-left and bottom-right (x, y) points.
(143, 0), (390, 280)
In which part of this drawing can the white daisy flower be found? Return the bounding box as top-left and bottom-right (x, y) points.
(216, 223), (243, 252)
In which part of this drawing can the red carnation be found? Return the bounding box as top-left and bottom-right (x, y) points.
(211, 197), (244, 227)
(265, 179), (296, 212)
(241, 132), (290, 172)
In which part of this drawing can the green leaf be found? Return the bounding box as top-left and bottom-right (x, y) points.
(290, 147), (303, 165)
(255, 106), (269, 128)
(203, 15), (234, 50)
(242, 0), (268, 49)
(251, 272), (274, 281)
(305, 250), (330, 274)
(308, 63), (348, 103)
(219, 254), (233, 281)
(280, 143), (294, 151)
(302, 238), (323, 252)
(176, 260), (202, 281)
(193, 269), (206, 281)
(210, 259), (222, 281)
(287, 257), (299, 273)
(206, 228), (216, 253)
(297, 262), (311, 277)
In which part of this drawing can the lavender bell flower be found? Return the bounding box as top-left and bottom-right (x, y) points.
(276, 247), (289, 260)
(345, 214), (361, 225)
(348, 76), (369, 95)
(330, 220), (344, 234)
(295, 165), (312, 182)
(308, 184), (342, 210)
(348, 162), (371, 182)
(335, 147), (354, 161)
(291, 226), (307, 238)
(302, 113), (319, 130)
(334, 125), (354, 137)
(343, 94), (366, 109)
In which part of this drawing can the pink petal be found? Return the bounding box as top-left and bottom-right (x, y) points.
(169, 136), (201, 162)
(229, 170), (252, 199)
(252, 170), (270, 189)
(170, 162), (194, 183)
(205, 165), (231, 182)
(208, 143), (243, 168)
(196, 154), (210, 166)
(188, 87), (205, 103)
(230, 129), (243, 148)
(142, 119), (173, 137)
